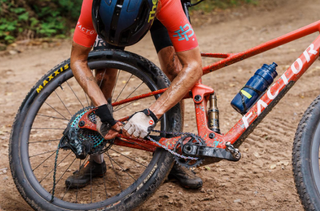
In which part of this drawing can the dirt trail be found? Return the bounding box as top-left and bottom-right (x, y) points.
(1, 0), (320, 210)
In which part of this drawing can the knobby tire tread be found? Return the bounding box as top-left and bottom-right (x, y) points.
(9, 49), (182, 211)
(293, 95), (320, 211)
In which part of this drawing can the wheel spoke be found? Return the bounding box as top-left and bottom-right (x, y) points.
(56, 157), (76, 187)
(38, 151), (72, 184)
(123, 81), (143, 100)
(32, 151), (56, 171)
(66, 81), (85, 109)
(97, 69), (107, 88)
(90, 165), (93, 203)
(114, 74), (133, 103)
(114, 100), (138, 112)
(105, 151), (122, 191)
(110, 148), (147, 168)
(44, 102), (69, 121)
(55, 90), (72, 117)
(29, 139), (60, 144)
(61, 183), (71, 201)
(49, 154), (76, 193)
(106, 152), (136, 182)
(84, 92), (90, 107)
(31, 127), (65, 130)
(37, 114), (66, 121)
(75, 159), (82, 203)
(102, 163), (108, 199)
(29, 149), (57, 158)
(111, 70), (120, 101)
(114, 81), (143, 112)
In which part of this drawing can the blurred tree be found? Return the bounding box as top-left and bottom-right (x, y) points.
(0, 0), (82, 44)
(0, 0), (257, 45)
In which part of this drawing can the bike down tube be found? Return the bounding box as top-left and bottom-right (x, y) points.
(202, 20), (320, 74)
(224, 34), (320, 147)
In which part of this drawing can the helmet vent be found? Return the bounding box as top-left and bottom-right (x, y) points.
(135, 2), (148, 31)
(117, 0), (124, 7)
(110, 0), (124, 41)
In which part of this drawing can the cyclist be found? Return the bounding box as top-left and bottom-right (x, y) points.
(66, 0), (203, 190)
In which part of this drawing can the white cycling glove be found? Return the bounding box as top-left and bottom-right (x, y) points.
(123, 109), (158, 139)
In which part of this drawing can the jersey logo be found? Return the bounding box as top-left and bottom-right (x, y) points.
(173, 24), (194, 41)
(148, 0), (158, 23)
(94, 36), (106, 48)
(76, 21), (95, 35)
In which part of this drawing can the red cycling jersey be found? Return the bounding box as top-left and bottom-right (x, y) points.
(74, 0), (198, 52)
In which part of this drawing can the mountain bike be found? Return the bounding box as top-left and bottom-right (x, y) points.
(8, 7), (320, 211)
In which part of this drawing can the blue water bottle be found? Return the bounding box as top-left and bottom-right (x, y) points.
(231, 62), (278, 114)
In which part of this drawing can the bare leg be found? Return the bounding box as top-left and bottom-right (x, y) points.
(94, 68), (118, 99)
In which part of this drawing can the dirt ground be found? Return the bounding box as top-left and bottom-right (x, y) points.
(1, 0), (320, 210)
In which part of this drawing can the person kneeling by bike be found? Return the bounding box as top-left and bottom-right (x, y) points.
(66, 0), (203, 190)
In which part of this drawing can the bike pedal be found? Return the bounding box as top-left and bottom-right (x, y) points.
(225, 142), (241, 160)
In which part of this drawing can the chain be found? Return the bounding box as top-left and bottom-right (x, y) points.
(50, 143), (60, 202)
(147, 129), (200, 161)
(50, 108), (202, 201)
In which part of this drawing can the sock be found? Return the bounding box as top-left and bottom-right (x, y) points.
(90, 154), (104, 164)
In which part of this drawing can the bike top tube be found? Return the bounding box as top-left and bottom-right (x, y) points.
(201, 20), (320, 75)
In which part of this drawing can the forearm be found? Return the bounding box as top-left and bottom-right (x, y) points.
(70, 42), (108, 107)
(149, 47), (202, 118)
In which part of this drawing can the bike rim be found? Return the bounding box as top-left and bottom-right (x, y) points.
(311, 119), (320, 197)
(19, 60), (168, 209)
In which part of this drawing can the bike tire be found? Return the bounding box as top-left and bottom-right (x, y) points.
(9, 49), (182, 210)
(293, 95), (320, 211)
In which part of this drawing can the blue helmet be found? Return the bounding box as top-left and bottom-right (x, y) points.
(92, 0), (158, 47)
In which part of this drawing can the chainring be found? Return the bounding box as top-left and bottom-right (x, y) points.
(59, 106), (113, 159)
(173, 133), (205, 168)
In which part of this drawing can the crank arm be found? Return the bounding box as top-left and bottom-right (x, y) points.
(182, 144), (241, 161)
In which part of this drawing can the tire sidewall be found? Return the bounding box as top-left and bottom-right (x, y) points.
(10, 50), (181, 211)
(294, 97), (320, 210)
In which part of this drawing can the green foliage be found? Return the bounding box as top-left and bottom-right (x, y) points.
(191, 0), (258, 12)
(0, 0), (82, 44)
(0, 0), (258, 45)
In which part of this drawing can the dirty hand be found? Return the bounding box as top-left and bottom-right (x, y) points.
(95, 104), (122, 139)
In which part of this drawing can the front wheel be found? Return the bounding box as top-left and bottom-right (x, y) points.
(9, 50), (182, 210)
(293, 95), (320, 211)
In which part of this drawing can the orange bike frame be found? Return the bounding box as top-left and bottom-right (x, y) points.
(105, 20), (320, 153)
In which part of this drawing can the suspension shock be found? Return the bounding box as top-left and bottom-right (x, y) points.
(208, 93), (220, 134)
